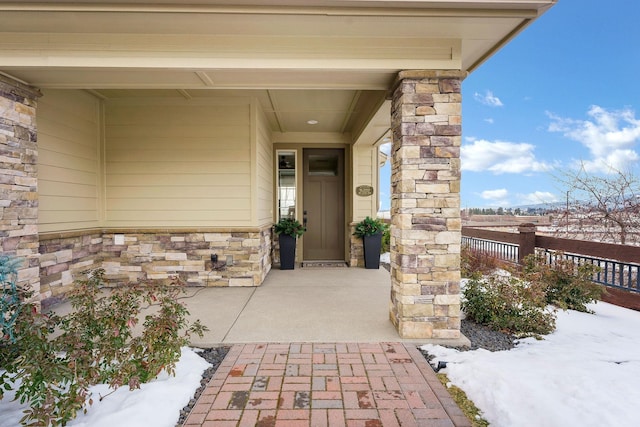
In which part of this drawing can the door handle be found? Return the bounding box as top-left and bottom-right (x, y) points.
(303, 210), (308, 227)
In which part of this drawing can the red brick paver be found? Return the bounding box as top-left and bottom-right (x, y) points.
(183, 343), (470, 427)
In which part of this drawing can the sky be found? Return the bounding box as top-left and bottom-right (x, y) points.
(380, 0), (640, 210)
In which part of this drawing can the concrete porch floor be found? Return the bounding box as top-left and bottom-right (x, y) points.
(179, 267), (469, 347)
(47, 267), (469, 347)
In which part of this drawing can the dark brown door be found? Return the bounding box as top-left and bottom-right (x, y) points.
(303, 148), (345, 260)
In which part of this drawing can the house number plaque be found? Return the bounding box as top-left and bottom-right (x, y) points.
(356, 185), (374, 197)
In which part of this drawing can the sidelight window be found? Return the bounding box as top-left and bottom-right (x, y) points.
(277, 150), (296, 220)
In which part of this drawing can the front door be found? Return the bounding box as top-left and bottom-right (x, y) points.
(303, 148), (345, 260)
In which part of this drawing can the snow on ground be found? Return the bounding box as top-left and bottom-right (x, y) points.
(423, 302), (640, 427)
(0, 347), (210, 427)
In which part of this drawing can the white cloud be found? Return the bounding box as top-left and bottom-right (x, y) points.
(481, 188), (508, 200)
(579, 150), (640, 174)
(474, 90), (503, 107)
(548, 105), (640, 173)
(462, 138), (550, 174)
(479, 188), (510, 206)
(484, 118), (495, 124)
(517, 191), (559, 205)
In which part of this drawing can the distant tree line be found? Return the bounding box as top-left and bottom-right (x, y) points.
(463, 207), (549, 216)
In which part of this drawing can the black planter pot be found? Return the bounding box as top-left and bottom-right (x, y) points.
(279, 234), (297, 270)
(363, 233), (382, 269)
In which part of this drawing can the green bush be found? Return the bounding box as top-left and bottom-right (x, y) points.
(462, 272), (556, 336)
(381, 225), (391, 253)
(274, 217), (306, 238)
(0, 269), (207, 427)
(523, 252), (604, 313)
(353, 216), (387, 238)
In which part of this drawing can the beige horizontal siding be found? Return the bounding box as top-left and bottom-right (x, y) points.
(39, 134), (98, 159)
(105, 98), (254, 227)
(38, 164), (98, 186)
(38, 210), (103, 226)
(38, 89), (101, 232)
(255, 103), (274, 226)
(39, 181), (98, 199)
(39, 148), (98, 172)
(39, 195), (99, 212)
(107, 198), (250, 211)
(353, 145), (377, 221)
(106, 172), (249, 188)
(106, 150), (251, 163)
(106, 210), (251, 222)
(106, 185), (249, 199)
(105, 127), (249, 140)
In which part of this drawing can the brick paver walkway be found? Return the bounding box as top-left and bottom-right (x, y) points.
(183, 343), (471, 427)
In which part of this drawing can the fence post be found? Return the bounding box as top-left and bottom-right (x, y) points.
(518, 223), (537, 264)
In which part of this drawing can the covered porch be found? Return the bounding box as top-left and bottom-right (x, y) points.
(0, 0), (556, 340)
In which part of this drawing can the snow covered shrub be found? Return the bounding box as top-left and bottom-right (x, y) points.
(462, 271), (556, 336)
(461, 246), (509, 279)
(523, 252), (604, 313)
(0, 269), (207, 427)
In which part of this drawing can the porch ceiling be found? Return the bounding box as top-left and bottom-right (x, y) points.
(0, 0), (555, 143)
(92, 88), (388, 137)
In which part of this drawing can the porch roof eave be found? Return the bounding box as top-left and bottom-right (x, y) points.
(0, 0), (556, 87)
(0, 0), (556, 145)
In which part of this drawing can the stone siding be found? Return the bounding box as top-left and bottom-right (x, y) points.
(0, 75), (41, 298)
(389, 70), (463, 339)
(39, 231), (103, 308)
(38, 227), (273, 303)
(349, 223), (364, 267)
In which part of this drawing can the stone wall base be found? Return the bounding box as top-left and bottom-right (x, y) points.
(39, 231), (103, 307)
(349, 223), (365, 267)
(39, 226), (273, 306)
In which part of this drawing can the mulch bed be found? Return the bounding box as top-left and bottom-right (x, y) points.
(176, 346), (230, 426)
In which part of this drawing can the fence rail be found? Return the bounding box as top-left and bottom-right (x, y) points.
(462, 225), (640, 294)
(543, 251), (640, 293)
(462, 236), (519, 264)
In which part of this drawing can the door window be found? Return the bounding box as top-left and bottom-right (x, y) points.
(308, 154), (339, 176)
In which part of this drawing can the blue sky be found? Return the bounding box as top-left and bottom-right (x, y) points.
(380, 0), (640, 210)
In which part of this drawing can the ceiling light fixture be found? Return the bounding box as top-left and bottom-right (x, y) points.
(306, 119), (319, 125)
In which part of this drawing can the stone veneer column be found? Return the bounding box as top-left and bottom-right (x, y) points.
(0, 74), (42, 298)
(389, 70), (463, 339)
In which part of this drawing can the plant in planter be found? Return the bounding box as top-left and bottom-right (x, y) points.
(353, 216), (388, 269)
(274, 217), (306, 270)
